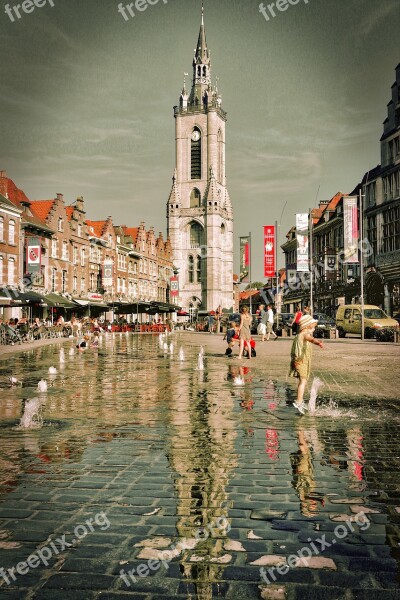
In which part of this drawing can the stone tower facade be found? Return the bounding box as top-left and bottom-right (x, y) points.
(167, 9), (234, 317)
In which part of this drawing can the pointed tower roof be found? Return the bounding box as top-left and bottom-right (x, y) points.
(167, 169), (181, 205)
(194, 4), (210, 65)
(204, 166), (220, 202)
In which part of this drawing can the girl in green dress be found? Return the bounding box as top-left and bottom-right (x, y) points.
(289, 315), (323, 413)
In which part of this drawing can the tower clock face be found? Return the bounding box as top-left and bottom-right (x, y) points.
(191, 131), (200, 142)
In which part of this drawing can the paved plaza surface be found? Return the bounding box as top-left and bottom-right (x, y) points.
(0, 333), (399, 599)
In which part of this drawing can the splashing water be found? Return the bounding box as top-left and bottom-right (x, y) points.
(37, 379), (48, 393)
(199, 346), (205, 357)
(60, 348), (65, 363)
(69, 347), (75, 356)
(9, 377), (20, 386)
(308, 377), (323, 415)
(158, 334), (164, 348)
(163, 342), (169, 352)
(169, 343), (174, 354)
(197, 352), (204, 371)
(48, 366), (57, 374)
(20, 398), (43, 429)
(179, 347), (185, 361)
(233, 376), (244, 386)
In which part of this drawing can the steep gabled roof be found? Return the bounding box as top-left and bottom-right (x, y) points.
(30, 200), (55, 222)
(2, 177), (30, 206)
(65, 206), (74, 221)
(121, 226), (139, 243)
(86, 220), (107, 238)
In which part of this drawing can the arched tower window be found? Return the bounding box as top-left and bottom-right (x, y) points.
(190, 222), (204, 248)
(218, 129), (223, 182)
(190, 188), (201, 208)
(197, 66), (201, 77)
(188, 255), (194, 284)
(191, 128), (201, 179)
(196, 256), (202, 283)
(203, 66), (207, 77)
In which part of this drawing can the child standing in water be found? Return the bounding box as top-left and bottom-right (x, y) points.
(289, 315), (324, 414)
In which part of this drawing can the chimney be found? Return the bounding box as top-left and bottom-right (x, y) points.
(56, 193), (64, 202)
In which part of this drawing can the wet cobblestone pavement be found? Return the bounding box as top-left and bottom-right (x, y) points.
(0, 334), (399, 599)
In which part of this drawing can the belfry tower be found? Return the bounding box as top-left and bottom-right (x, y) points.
(167, 7), (234, 317)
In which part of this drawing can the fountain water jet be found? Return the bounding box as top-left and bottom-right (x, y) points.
(308, 377), (323, 415)
(179, 347), (185, 361)
(197, 352), (204, 371)
(20, 398), (43, 429)
(37, 379), (48, 393)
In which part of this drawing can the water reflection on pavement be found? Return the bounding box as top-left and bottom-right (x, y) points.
(0, 334), (399, 599)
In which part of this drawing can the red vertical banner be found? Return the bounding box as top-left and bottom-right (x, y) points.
(170, 276), (179, 297)
(264, 226), (275, 277)
(239, 236), (250, 283)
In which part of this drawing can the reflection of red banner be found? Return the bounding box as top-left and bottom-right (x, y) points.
(264, 226), (275, 277)
(170, 276), (179, 297)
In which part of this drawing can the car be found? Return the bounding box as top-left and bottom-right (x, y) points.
(393, 313), (400, 326)
(336, 304), (399, 339)
(313, 313), (336, 338)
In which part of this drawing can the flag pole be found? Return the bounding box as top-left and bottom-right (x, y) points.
(249, 232), (252, 316)
(309, 208), (313, 315)
(275, 220), (279, 330)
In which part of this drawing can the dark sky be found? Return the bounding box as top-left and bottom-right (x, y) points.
(0, 0), (399, 279)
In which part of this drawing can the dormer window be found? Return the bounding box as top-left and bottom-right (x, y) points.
(58, 217), (63, 232)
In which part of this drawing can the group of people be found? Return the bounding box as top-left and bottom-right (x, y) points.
(223, 304), (323, 414)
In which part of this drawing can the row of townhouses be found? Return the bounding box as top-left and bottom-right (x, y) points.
(0, 171), (177, 321)
(281, 64), (400, 317)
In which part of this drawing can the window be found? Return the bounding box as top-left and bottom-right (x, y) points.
(188, 255), (194, 283)
(9, 220), (15, 245)
(90, 273), (95, 291)
(196, 256), (202, 283)
(62, 271), (67, 293)
(367, 216), (377, 256)
(190, 188), (201, 208)
(191, 128), (201, 180)
(51, 268), (57, 292)
(51, 239), (57, 258)
(73, 275), (78, 293)
(58, 217), (63, 232)
(73, 246), (78, 264)
(7, 258), (15, 284)
(0, 256), (3, 284)
(0, 217), (3, 241)
(81, 248), (85, 266)
(382, 205), (400, 253)
(80, 277), (85, 293)
(62, 241), (68, 261)
(190, 222), (203, 248)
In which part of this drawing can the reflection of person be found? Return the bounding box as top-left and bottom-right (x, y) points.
(291, 428), (319, 517)
(238, 306), (252, 360)
(289, 315), (323, 414)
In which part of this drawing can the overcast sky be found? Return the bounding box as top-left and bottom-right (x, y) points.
(0, 0), (399, 280)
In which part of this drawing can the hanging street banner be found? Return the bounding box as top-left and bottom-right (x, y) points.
(170, 276), (179, 297)
(343, 196), (359, 263)
(263, 226), (275, 277)
(103, 259), (114, 287)
(26, 237), (41, 273)
(296, 213), (309, 272)
(239, 236), (250, 283)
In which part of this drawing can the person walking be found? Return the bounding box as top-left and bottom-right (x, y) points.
(238, 306), (252, 360)
(207, 313), (215, 334)
(266, 304), (278, 340)
(290, 304), (303, 335)
(257, 304), (268, 342)
(215, 305), (222, 334)
(289, 315), (324, 414)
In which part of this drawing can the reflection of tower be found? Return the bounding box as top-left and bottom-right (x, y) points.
(165, 359), (237, 598)
(167, 7), (234, 316)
